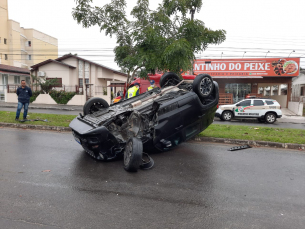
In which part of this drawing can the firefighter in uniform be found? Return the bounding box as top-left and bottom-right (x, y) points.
(147, 80), (158, 91)
(126, 83), (140, 99)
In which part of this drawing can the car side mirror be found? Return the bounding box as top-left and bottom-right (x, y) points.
(236, 104), (240, 106)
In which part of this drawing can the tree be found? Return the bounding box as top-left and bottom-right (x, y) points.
(72, 0), (226, 84)
(31, 75), (60, 94)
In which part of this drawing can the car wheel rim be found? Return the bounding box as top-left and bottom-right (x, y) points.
(89, 102), (104, 114)
(165, 76), (179, 87)
(124, 141), (133, 166)
(267, 115), (275, 122)
(224, 112), (231, 120)
(200, 77), (212, 96)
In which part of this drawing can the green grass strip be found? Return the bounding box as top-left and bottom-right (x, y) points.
(0, 111), (304, 145)
(199, 124), (305, 145)
(0, 111), (76, 127)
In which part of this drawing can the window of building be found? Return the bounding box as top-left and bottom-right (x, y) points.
(266, 100), (274, 105)
(79, 79), (89, 87)
(4, 38), (7, 44)
(25, 77), (31, 85)
(4, 54), (8, 60)
(28, 55), (31, 60)
(46, 78), (62, 87)
(253, 100), (264, 106)
(14, 76), (20, 84)
(238, 100), (251, 106)
(28, 41), (31, 47)
(225, 83), (251, 103)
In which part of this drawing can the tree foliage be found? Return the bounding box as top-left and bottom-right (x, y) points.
(31, 75), (60, 94)
(72, 0), (226, 84)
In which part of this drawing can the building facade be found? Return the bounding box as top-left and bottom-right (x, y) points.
(30, 54), (128, 104)
(191, 58), (300, 108)
(0, 0), (58, 69)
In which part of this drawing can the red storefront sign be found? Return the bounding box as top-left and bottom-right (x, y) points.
(193, 58), (300, 77)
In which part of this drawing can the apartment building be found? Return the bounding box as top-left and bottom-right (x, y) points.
(0, 0), (58, 69)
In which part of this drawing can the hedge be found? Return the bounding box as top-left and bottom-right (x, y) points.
(49, 90), (76, 104)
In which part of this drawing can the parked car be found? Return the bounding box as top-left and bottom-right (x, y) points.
(215, 98), (282, 124)
(70, 73), (219, 172)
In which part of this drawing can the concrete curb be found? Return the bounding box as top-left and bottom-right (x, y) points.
(193, 137), (305, 151)
(1, 123), (304, 151)
(0, 105), (82, 111)
(0, 122), (71, 132)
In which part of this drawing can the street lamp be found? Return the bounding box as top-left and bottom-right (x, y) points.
(288, 50), (295, 57)
(221, 52), (223, 59)
(265, 51), (270, 58)
(242, 51), (246, 58)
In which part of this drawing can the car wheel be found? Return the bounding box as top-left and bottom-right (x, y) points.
(124, 137), (143, 172)
(83, 97), (109, 115)
(221, 111), (233, 121)
(159, 72), (181, 88)
(192, 74), (214, 99)
(265, 113), (276, 124)
(257, 118), (265, 123)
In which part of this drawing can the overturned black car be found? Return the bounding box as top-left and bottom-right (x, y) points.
(69, 73), (219, 172)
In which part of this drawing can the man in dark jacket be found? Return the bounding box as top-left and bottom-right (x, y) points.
(16, 80), (32, 121)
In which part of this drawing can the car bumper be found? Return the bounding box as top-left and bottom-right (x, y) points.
(69, 116), (123, 160)
(214, 112), (221, 118)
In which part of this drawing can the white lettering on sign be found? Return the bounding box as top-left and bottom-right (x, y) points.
(258, 63), (264, 70)
(229, 63), (235, 70)
(220, 63), (226, 70)
(194, 61), (272, 72)
(244, 63), (250, 70)
(265, 63), (270, 70)
(236, 63), (241, 70)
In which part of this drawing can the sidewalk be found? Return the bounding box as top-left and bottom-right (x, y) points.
(0, 101), (83, 111)
(280, 108), (305, 124)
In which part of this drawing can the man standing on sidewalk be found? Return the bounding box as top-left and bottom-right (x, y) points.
(15, 80), (32, 121)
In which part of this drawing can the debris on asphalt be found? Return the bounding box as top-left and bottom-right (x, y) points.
(228, 145), (252, 151)
(42, 170), (51, 172)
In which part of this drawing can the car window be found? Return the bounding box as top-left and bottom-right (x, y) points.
(253, 100), (264, 106)
(238, 100), (251, 106)
(266, 100), (274, 105)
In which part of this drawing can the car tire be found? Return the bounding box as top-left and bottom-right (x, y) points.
(257, 118), (265, 123)
(123, 137), (143, 172)
(192, 74), (214, 99)
(265, 113), (276, 124)
(221, 111), (233, 121)
(83, 97), (109, 115)
(159, 72), (180, 88)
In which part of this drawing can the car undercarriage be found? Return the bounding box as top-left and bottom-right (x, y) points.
(70, 73), (219, 172)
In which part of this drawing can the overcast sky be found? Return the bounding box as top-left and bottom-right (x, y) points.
(7, 0), (305, 70)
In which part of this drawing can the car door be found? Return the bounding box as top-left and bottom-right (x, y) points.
(249, 100), (265, 117)
(234, 99), (252, 117)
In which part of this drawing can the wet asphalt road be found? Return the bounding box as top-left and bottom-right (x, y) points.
(1, 128), (305, 228)
(1, 107), (304, 129)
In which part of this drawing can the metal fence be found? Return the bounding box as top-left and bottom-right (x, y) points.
(291, 96), (305, 103)
(95, 86), (108, 96)
(7, 84), (83, 95)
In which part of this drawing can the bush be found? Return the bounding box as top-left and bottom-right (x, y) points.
(30, 91), (41, 103)
(49, 90), (76, 104)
